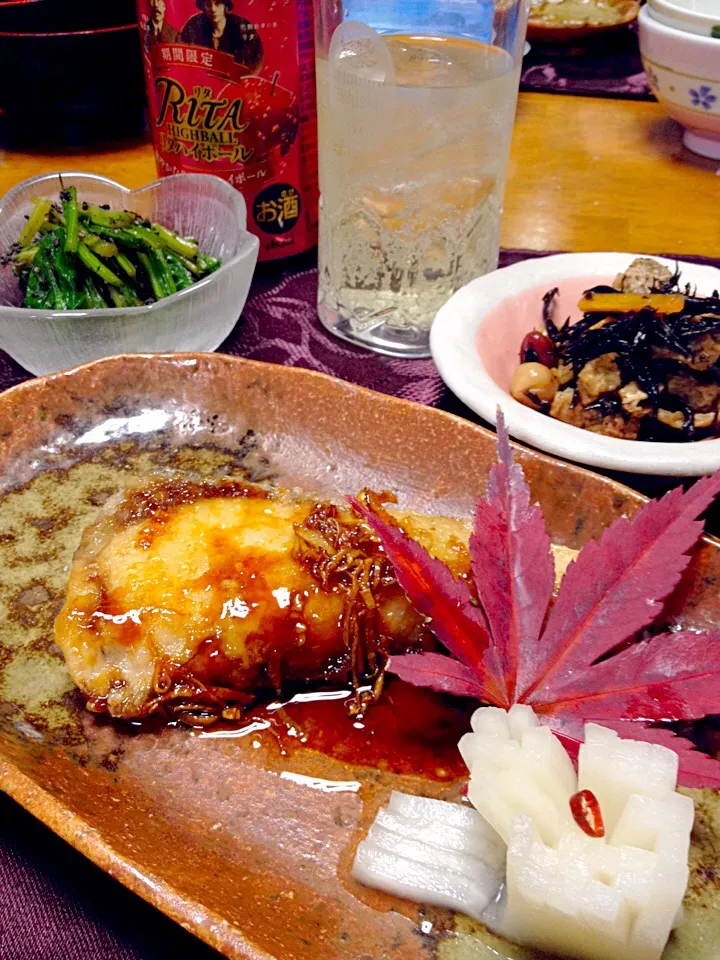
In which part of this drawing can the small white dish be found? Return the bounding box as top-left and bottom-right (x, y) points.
(430, 252), (720, 477)
(639, 5), (720, 159)
(0, 171), (260, 376)
(648, 0), (720, 38)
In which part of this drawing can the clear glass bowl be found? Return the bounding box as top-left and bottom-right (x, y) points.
(0, 172), (260, 375)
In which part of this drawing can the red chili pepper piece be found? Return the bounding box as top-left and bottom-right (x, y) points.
(569, 789), (605, 838)
(520, 330), (556, 367)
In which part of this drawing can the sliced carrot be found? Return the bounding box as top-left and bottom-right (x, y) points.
(578, 293), (686, 314)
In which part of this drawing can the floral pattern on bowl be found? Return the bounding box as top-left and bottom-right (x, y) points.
(690, 84), (718, 110)
(643, 60), (720, 116)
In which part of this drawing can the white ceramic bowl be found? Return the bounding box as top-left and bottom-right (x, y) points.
(648, 0), (720, 38)
(0, 172), (260, 375)
(639, 5), (720, 159)
(430, 252), (720, 477)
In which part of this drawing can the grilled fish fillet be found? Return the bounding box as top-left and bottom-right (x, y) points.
(55, 479), (575, 721)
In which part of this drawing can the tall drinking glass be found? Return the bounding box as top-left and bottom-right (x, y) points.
(313, 0), (527, 357)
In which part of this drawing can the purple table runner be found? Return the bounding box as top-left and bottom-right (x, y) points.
(0, 249), (550, 401)
(6, 248), (720, 405)
(227, 267), (446, 407)
(521, 23), (652, 100)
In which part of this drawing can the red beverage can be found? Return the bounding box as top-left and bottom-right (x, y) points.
(138, 0), (318, 261)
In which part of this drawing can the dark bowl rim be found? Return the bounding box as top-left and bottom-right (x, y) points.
(0, 22), (137, 38)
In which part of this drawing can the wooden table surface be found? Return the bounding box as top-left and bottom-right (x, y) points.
(1, 92), (719, 257)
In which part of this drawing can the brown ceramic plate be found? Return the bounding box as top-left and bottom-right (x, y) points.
(527, 0), (640, 41)
(0, 353), (719, 960)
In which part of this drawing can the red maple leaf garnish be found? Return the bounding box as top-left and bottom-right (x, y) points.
(470, 422), (555, 703)
(350, 412), (720, 788)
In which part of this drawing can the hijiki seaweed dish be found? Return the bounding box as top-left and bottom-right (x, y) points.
(510, 257), (720, 441)
(53, 412), (720, 960)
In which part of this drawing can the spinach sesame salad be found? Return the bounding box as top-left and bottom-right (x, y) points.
(3, 186), (221, 310)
